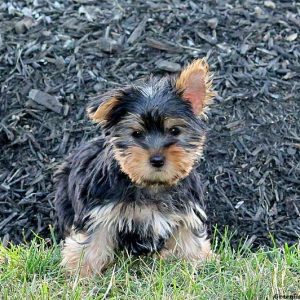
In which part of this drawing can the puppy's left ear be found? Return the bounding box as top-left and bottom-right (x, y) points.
(87, 91), (120, 123)
(176, 59), (215, 115)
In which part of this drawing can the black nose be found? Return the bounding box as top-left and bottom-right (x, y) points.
(149, 154), (165, 168)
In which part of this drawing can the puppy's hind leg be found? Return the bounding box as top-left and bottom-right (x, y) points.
(62, 226), (116, 277)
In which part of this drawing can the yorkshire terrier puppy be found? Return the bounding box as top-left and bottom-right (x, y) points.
(54, 59), (216, 276)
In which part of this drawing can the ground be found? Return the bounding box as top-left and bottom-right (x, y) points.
(1, 0), (299, 247)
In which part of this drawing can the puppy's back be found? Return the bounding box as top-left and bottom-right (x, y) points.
(54, 138), (108, 237)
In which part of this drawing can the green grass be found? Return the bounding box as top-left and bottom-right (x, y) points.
(0, 231), (299, 300)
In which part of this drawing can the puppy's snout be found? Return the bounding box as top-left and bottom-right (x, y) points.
(149, 154), (165, 168)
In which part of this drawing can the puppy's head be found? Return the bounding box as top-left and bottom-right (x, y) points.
(88, 59), (215, 187)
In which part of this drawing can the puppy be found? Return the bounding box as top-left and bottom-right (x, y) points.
(54, 59), (216, 276)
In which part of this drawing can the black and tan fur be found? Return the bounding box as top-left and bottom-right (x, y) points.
(54, 59), (216, 276)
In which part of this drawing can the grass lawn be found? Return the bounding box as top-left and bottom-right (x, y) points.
(0, 230), (299, 300)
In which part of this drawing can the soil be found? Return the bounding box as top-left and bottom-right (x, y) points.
(0, 0), (299, 247)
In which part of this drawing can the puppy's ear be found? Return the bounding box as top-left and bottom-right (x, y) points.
(87, 92), (119, 123)
(176, 59), (215, 115)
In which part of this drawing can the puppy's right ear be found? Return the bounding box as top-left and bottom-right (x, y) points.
(87, 92), (120, 123)
(175, 59), (215, 115)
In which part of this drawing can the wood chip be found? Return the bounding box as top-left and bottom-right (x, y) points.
(28, 89), (63, 114)
(155, 60), (181, 72)
(128, 17), (147, 44)
(264, 1), (276, 9)
(15, 17), (34, 34)
(146, 38), (182, 53)
(97, 37), (121, 53)
(286, 33), (298, 42)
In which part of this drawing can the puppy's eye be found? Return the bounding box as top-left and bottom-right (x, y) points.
(169, 127), (181, 136)
(132, 130), (143, 138)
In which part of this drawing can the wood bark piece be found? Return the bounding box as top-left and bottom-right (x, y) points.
(29, 89), (63, 114)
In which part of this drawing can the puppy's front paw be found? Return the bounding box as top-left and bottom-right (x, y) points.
(156, 248), (174, 260)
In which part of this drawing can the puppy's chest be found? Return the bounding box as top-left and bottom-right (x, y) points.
(115, 205), (178, 255)
(87, 190), (205, 255)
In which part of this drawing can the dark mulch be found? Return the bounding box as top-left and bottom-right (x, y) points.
(0, 0), (299, 248)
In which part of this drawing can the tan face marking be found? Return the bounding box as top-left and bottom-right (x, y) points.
(114, 135), (205, 186)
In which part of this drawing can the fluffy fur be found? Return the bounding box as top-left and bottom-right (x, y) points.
(54, 59), (215, 276)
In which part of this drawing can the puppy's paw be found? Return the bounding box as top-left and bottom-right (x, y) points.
(156, 248), (174, 260)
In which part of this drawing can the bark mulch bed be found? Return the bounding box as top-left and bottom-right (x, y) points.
(0, 0), (299, 248)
